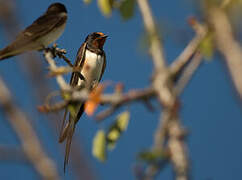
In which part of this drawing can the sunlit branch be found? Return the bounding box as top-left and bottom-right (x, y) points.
(39, 87), (156, 119)
(43, 49), (71, 91)
(207, 6), (242, 99)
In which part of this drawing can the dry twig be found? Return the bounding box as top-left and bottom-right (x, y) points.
(175, 52), (203, 95)
(43, 49), (71, 91)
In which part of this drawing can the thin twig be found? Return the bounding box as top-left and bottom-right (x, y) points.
(175, 52), (203, 95)
(38, 100), (69, 113)
(44, 49), (71, 91)
(53, 45), (74, 67)
(170, 22), (206, 77)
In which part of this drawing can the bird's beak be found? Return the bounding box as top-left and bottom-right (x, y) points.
(101, 34), (108, 39)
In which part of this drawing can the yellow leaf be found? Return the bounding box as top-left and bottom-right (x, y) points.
(107, 129), (119, 140)
(117, 111), (130, 131)
(107, 129), (119, 150)
(92, 130), (106, 162)
(106, 111), (130, 150)
(98, 0), (112, 17)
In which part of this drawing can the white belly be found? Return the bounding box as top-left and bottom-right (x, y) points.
(77, 49), (104, 89)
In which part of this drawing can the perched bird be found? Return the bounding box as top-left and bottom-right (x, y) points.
(59, 32), (108, 172)
(0, 2), (67, 60)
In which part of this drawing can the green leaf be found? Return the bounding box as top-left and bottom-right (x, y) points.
(106, 111), (130, 150)
(98, 0), (113, 17)
(119, 0), (136, 20)
(199, 33), (214, 60)
(137, 150), (166, 164)
(92, 130), (107, 162)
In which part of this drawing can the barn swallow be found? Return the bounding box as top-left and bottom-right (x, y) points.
(0, 2), (67, 60)
(59, 32), (108, 172)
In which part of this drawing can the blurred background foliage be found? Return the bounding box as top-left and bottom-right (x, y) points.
(0, 0), (242, 180)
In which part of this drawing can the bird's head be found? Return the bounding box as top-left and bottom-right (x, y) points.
(85, 32), (108, 50)
(47, 3), (67, 14)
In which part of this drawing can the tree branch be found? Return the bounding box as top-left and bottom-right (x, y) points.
(43, 49), (71, 91)
(207, 5), (242, 99)
(0, 77), (59, 180)
(175, 52), (203, 95)
(137, 0), (175, 107)
(170, 19), (207, 77)
(39, 87), (156, 120)
(137, 0), (189, 179)
(95, 87), (156, 120)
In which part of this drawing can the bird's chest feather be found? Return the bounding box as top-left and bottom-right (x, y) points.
(78, 50), (104, 87)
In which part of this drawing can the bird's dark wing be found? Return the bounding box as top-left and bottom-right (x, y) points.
(59, 43), (87, 172)
(15, 12), (67, 45)
(69, 42), (87, 86)
(0, 12), (67, 60)
(99, 51), (106, 82)
(59, 42), (87, 142)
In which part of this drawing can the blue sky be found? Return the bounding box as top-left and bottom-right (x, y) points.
(0, 0), (242, 179)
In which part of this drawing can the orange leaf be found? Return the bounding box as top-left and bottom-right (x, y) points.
(37, 105), (49, 113)
(85, 101), (98, 116)
(115, 83), (124, 93)
(85, 84), (106, 116)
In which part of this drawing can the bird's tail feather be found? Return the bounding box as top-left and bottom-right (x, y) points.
(64, 119), (75, 173)
(0, 40), (42, 61)
(59, 103), (85, 172)
(59, 109), (68, 143)
(59, 104), (85, 143)
(0, 46), (20, 60)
